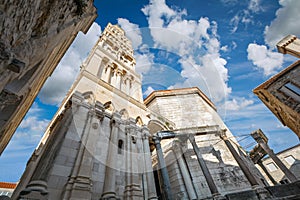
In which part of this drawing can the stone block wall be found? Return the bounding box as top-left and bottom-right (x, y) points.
(0, 0), (97, 155)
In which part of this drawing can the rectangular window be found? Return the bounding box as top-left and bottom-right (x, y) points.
(280, 82), (300, 102)
(279, 179), (289, 184)
(285, 82), (300, 96)
(284, 155), (296, 165)
(266, 162), (278, 172)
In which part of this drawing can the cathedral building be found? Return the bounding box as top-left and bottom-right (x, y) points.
(12, 24), (273, 200)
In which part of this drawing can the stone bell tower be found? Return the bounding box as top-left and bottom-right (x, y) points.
(12, 23), (157, 200)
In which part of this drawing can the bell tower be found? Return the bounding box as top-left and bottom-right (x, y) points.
(12, 23), (157, 200)
(80, 23), (143, 103)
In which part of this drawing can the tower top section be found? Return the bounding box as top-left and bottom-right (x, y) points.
(99, 23), (136, 68)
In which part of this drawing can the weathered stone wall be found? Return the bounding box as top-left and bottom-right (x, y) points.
(13, 92), (156, 200)
(253, 61), (300, 137)
(0, 0), (97, 155)
(147, 88), (267, 198)
(257, 144), (300, 186)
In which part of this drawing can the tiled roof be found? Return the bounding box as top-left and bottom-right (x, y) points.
(0, 182), (17, 189)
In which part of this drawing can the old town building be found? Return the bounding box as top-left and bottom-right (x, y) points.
(257, 144), (300, 186)
(0, 0), (97, 155)
(253, 35), (300, 138)
(12, 24), (300, 200)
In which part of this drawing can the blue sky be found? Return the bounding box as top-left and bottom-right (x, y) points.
(1, 0), (300, 182)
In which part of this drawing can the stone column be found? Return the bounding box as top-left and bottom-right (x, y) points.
(68, 111), (101, 200)
(173, 141), (197, 200)
(130, 128), (143, 197)
(257, 161), (277, 185)
(102, 65), (112, 83)
(125, 78), (131, 95)
(251, 129), (297, 183)
(220, 131), (259, 187)
(110, 69), (117, 88)
(188, 135), (220, 197)
(152, 136), (173, 200)
(260, 142), (297, 182)
(124, 121), (143, 199)
(115, 70), (122, 90)
(101, 113), (121, 199)
(142, 127), (158, 200)
(124, 124), (132, 200)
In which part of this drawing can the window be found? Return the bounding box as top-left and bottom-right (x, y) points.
(280, 82), (300, 102)
(284, 155), (296, 165)
(266, 162), (278, 172)
(285, 82), (300, 96)
(279, 179), (289, 184)
(118, 140), (123, 154)
(131, 136), (136, 144)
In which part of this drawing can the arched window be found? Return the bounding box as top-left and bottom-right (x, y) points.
(97, 57), (109, 79)
(118, 140), (123, 154)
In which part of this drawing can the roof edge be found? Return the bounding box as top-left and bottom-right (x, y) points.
(144, 87), (217, 111)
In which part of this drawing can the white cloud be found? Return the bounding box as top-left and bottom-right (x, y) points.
(230, 10), (253, 33)
(14, 103), (50, 144)
(38, 22), (101, 105)
(220, 0), (238, 5)
(142, 0), (231, 103)
(248, 0), (263, 13)
(247, 43), (284, 76)
(135, 52), (154, 75)
(225, 98), (254, 111)
(117, 18), (143, 49)
(264, 0), (300, 48)
(143, 86), (155, 96)
(229, 0), (264, 33)
(232, 41), (237, 49)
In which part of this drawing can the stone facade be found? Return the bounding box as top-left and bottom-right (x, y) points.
(253, 35), (300, 138)
(256, 144), (300, 186)
(145, 89), (267, 199)
(277, 35), (300, 58)
(0, 0), (97, 155)
(253, 60), (300, 138)
(12, 23), (157, 200)
(12, 24), (300, 200)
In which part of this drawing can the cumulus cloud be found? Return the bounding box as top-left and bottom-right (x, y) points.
(247, 43), (284, 76)
(14, 103), (49, 144)
(264, 0), (300, 48)
(117, 18), (143, 49)
(141, 0), (231, 103)
(38, 22), (101, 105)
(225, 98), (254, 111)
(135, 52), (154, 75)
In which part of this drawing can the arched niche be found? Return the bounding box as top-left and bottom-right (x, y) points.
(82, 91), (95, 105)
(135, 116), (143, 126)
(147, 119), (168, 135)
(119, 109), (129, 120)
(103, 101), (115, 112)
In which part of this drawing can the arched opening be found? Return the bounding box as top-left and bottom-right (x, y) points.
(118, 139), (123, 154)
(120, 109), (129, 120)
(97, 57), (109, 79)
(82, 91), (95, 105)
(103, 101), (115, 112)
(135, 116), (143, 126)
